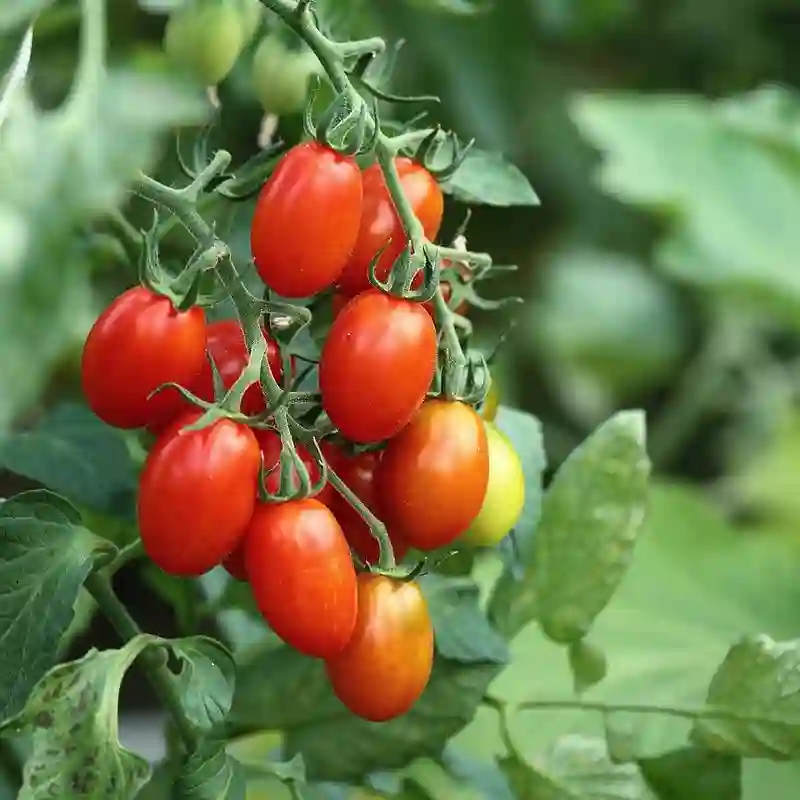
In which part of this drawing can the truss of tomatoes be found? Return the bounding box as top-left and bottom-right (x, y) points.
(81, 142), (524, 723)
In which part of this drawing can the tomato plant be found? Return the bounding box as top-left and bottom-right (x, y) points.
(319, 290), (438, 443)
(377, 400), (490, 550)
(244, 498), (358, 658)
(250, 141), (364, 298)
(325, 574), (434, 722)
(81, 286), (207, 430)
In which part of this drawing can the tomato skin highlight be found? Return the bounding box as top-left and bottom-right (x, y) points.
(138, 412), (261, 576)
(337, 159), (444, 298)
(244, 498), (358, 658)
(378, 400), (490, 551)
(81, 286), (207, 430)
(319, 291), (438, 443)
(250, 142), (363, 298)
(325, 574), (433, 722)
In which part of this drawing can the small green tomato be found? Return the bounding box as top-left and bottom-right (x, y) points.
(251, 34), (320, 116)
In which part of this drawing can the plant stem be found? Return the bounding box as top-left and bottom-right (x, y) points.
(85, 571), (200, 751)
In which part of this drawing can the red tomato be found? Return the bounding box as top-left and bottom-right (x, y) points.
(223, 544), (248, 581)
(244, 498), (358, 658)
(331, 284), (459, 322)
(81, 287), (207, 429)
(250, 142), (363, 298)
(138, 411), (261, 576)
(254, 429), (335, 506)
(325, 574), (433, 721)
(319, 291), (437, 443)
(324, 446), (408, 565)
(337, 158), (444, 297)
(377, 400), (489, 551)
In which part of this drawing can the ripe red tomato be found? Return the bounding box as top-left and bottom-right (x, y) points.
(250, 141), (363, 298)
(223, 544), (248, 581)
(324, 445), (408, 565)
(319, 291), (437, 443)
(331, 282), (461, 322)
(138, 411), (261, 576)
(325, 574), (433, 721)
(81, 287), (207, 429)
(244, 498), (358, 658)
(377, 400), (490, 551)
(337, 158), (444, 297)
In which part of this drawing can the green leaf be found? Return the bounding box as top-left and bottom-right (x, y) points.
(175, 742), (247, 800)
(420, 574), (509, 664)
(442, 149), (540, 207)
(0, 403), (138, 514)
(639, 747), (742, 800)
(0, 1), (54, 30)
(166, 636), (236, 732)
(691, 635), (800, 759)
(0, 637), (155, 799)
(567, 639), (608, 695)
(404, 0), (493, 14)
(0, 490), (114, 722)
(500, 734), (656, 799)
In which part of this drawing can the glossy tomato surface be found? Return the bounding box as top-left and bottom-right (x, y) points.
(378, 400), (490, 550)
(250, 142), (363, 298)
(81, 286), (207, 429)
(326, 574), (433, 721)
(244, 498), (358, 658)
(138, 412), (261, 576)
(337, 158), (443, 297)
(324, 445), (408, 565)
(319, 291), (437, 443)
(460, 422), (525, 547)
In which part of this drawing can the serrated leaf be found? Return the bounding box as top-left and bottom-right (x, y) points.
(639, 747), (742, 800)
(442, 149), (539, 207)
(0, 637), (155, 799)
(0, 490), (115, 722)
(175, 741), (247, 800)
(691, 634), (800, 759)
(500, 735), (656, 799)
(420, 574), (509, 664)
(0, 403), (138, 514)
(166, 636), (236, 732)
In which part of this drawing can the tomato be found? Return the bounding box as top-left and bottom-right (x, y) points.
(163, 0), (247, 86)
(250, 142), (363, 298)
(325, 574), (433, 722)
(460, 423), (525, 547)
(324, 446), (408, 565)
(81, 286), (207, 430)
(251, 34), (319, 116)
(138, 411), (261, 576)
(255, 429), (335, 506)
(337, 159), (443, 298)
(481, 381), (500, 422)
(244, 498), (358, 658)
(237, 0), (263, 42)
(377, 400), (489, 551)
(223, 544), (248, 581)
(331, 282), (459, 322)
(319, 291), (437, 443)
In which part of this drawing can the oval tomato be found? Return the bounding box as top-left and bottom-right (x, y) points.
(251, 34), (319, 116)
(337, 159), (443, 297)
(319, 291), (437, 443)
(222, 544), (248, 581)
(138, 412), (261, 576)
(250, 142), (363, 298)
(460, 422), (525, 547)
(331, 282), (459, 322)
(324, 445), (408, 565)
(81, 286), (207, 429)
(244, 498), (358, 658)
(377, 400), (490, 550)
(325, 574), (433, 721)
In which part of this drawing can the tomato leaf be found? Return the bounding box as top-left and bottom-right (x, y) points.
(500, 734), (657, 799)
(441, 148), (540, 207)
(0, 403), (138, 516)
(638, 747), (742, 800)
(0, 637), (155, 799)
(403, 0), (493, 14)
(420, 574), (509, 664)
(0, 490), (114, 722)
(690, 635), (800, 759)
(440, 747), (515, 800)
(175, 741), (247, 800)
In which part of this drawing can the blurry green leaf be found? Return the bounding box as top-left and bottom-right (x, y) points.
(0, 25), (31, 127)
(0, 1), (54, 30)
(639, 747), (741, 800)
(567, 639), (608, 695)
(441, 747), (515, 800)
(420, 574), (509, 664)
(691, 635), (800, 759)
(0, 638), (154, 799)
(0, 490), (113, 722)
(404, 0), (493, 14)
(175, 741), (247, 800)
(0, 403), (137, 514)
(442, 149), (539, 207)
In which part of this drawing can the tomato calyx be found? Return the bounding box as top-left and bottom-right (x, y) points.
(411, 128), (475, 182)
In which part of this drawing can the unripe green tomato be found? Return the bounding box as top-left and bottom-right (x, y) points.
(460, 422), (525, 548)
(163, 0), (247, 86)
(237, 0), (263, 42)
(251, 34), (320, 116)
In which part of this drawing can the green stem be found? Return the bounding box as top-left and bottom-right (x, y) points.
(85, 572), (201, 751)
(107, 539), (144, 576)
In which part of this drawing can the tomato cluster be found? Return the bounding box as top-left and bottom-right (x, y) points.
(80, 141), (525, 722)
